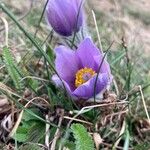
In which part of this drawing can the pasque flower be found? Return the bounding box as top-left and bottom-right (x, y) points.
(52, 38), (112, 99)
(46, 0), (84, 36)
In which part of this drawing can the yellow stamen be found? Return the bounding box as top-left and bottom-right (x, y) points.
(75, 67), (96, 87)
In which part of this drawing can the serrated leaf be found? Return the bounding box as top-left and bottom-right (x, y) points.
(2, 46), (22, 89)
(26, 121), (45, 143)
(13, 112), (45, 143)
(12, 126), (28, 142)
(13, 133), (28, 143)
(14, 121), (45, 143)
(71, 123), (95, 150)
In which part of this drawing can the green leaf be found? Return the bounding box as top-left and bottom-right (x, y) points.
(12, 126), (28, 142)
(71, 123), (95, 150)
(64, 141), (76, 150)
(2, 46), (22, 89)
(26, 121), (45, 143)
(14, 133), (28, 143)
(13, 109), (45, 143)
(13, 121), (45, 143)
(22, 108), (42, 122)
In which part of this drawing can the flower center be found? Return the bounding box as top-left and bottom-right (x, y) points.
(75, 67), (96, 87)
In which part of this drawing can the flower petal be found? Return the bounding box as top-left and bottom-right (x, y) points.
(73, 73), (110, 99)
(55, 46), (80, 84)
(46, 0), (84, 36)
(76, 38), (101, 70)
(94, 55), (113, 81)
(52, 74), (77, 98)
(52, 74), (63, 87)
(46, 0), (71, 36)
(72, 0), (84, 30)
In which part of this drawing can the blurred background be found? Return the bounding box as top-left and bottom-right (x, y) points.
(89, 0), (150, 56)
(1, 0), (150, 56)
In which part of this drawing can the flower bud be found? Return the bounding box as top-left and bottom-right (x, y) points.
(46, 0), (84, 36)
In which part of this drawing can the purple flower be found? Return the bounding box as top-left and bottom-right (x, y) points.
(46, 0), (84, 36)
(52, 38), (113, 99)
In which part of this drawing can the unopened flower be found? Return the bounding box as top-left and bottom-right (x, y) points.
(46, 0), (84, 36)
(52, 38), (112, 99)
